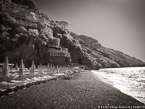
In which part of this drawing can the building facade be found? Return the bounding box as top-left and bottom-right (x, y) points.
(48, 46), (71, 65)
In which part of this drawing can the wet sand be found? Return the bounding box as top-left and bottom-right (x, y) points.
(0, 71), (144, 109)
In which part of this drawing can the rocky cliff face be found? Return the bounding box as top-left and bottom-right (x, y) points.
(71, 33), (145, 68)
(0, 0), (145, 69)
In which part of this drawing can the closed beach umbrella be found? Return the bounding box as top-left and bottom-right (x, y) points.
(47, 63), (50, 74)
(19, 59), (25, 80)
(39, 64), (43, 75)
(56, 65), (59, 73)
(49, 64), (52, 75)
(2, 57), (10, 81)
(39, 64), (43, 81)
(64, 66), (67, 73)
(51, 64), (54, 75)
(2, 57), (10, 89)
(59, 66), (61, 73)
(53, 65), (56, 74)
(10, 63), (14, 70)
(30, 61), (35, 76)
(15, 63), (19, 71)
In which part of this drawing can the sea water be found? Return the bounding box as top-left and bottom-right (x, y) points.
(91, 67), (145, 104)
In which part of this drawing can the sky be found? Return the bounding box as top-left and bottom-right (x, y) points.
(35, 0), (145, 62)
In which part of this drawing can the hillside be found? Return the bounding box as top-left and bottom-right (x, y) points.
(0, 0), (145, 69)
(71, 33), (145, 68)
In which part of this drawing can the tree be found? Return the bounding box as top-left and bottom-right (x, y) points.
(16, 26), (27, 33)
(59, 21), (68, 30)
(55, 21), (59, 24)
(28, 29), (39, 37)
(1, 31), (10, 41)
(40, 12), (50, 21)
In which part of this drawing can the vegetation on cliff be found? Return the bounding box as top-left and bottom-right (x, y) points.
(0, 0), (144, 69)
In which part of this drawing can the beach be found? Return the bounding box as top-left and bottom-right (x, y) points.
(0, 71), (144, 109)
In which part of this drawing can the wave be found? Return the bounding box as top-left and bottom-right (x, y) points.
(91, 67), (145, 104)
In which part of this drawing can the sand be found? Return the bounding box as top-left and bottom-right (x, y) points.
(0, 71), (144, 109)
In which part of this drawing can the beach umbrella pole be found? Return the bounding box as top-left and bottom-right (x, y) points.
(22, 76), (23, 85)
(7, 77), (9, 89)
(33, 76), (34, 83)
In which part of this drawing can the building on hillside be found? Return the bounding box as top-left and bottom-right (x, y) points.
(47, 46), (71, 65)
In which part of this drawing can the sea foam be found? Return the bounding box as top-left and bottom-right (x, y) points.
(91, 67), (145, 104)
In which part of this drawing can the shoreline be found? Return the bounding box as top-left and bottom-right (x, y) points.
(0, 71), (145, 109)
(91, 69), (145, 105)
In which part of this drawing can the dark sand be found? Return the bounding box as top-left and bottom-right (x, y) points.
(0, 71), (144, 109)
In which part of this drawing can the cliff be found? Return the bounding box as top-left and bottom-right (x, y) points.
(0, 0), (145, 69)
(71, 33), (145, 68)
